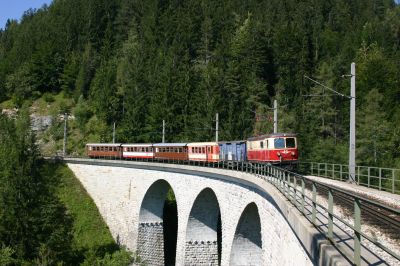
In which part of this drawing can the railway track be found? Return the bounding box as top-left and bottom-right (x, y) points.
(301, 178), (400, 241)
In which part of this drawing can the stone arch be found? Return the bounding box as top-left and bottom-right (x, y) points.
(185, 188), (222, 265)
(229, 202), (262, 266)
(137, 179), (178, 266)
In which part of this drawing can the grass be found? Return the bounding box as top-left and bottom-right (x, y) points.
(43, 161), (128, 264)
(53, 163), (117, 252)
(0, 99), (15, 109)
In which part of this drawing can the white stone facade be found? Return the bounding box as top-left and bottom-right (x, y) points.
(68, 163), (312, 266)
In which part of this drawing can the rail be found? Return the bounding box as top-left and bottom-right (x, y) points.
(298, 162), (400, 194)
(52, 155), (400, 265)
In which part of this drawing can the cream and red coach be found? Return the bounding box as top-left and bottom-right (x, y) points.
(187, 142), (220, 162)
(122, 144), (154, 159)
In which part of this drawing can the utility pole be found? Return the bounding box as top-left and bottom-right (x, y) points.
(112, 122), (116, 143)
(349, 62), (356, 183)
(215, 113), (219, 142)
(304, 63), (356, 183)
(63, 113), (67, 157)
(273, 100), (278, 133)
(162, 120), (165, 143)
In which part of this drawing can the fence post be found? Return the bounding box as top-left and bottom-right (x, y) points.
(328, 189), (333, 239)
(311, 162), (314, 175)
(368, 167), (370, 188)
(354, 198), (361, 266)
(301, 178), (305, 215)
(392, 169), (395, 194)
(312, 182), (317, 224)
(379, 168), (382, 191)
(340, 164), (343, 181)
(293, 175), (298, 206)
(325, 163), (327, 177)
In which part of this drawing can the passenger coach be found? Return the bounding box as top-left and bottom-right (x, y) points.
(122, 144), (154, 159)
(187, 142), (219, 162)
(86, 143), (122, 158)
(153, 143), (188, 161)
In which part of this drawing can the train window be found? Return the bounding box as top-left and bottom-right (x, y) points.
(266, 140), (269, 149)
(179, 148), (183, 153)
(286, 138), (296, 148)
(274, 138), (285, 149)
(260, 141), (264, 149)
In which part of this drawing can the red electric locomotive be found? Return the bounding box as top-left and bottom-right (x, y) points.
(246, 133), (298, 164)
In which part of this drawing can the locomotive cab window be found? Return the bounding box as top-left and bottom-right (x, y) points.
(274, 138), (285, 149)
(286, 138), (296, 148)
(260, 141), (263, 149)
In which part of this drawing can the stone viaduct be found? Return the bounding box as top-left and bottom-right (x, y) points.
(66, 159), (343, 266)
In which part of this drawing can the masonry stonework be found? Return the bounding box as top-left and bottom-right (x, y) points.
(67, 162), (312, 266)
(185, 241), (219, 265)
(138, 223), (164, 266)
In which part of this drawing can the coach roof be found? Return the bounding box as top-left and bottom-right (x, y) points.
(153, 143), (187, 147)
(86, 143), (122, 147)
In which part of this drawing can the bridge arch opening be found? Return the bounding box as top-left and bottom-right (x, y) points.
(229, 202), (262, 266)
(137, 179), (178, 266)
(185, 188), (222, 265)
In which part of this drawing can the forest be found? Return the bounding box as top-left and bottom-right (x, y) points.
(0, 0), (399, 168)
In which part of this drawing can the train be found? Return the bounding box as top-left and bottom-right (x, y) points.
(86, 133), (298, 165)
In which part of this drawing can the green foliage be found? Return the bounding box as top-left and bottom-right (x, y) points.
(80, 249), (134, 266)
(0, 246), (15, 266)
(0, 111), (73, 263)
(0, 0), (399, 166)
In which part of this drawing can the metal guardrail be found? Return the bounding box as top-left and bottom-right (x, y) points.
(52, 156), (400, 265)
(298, 162), (400, 194)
